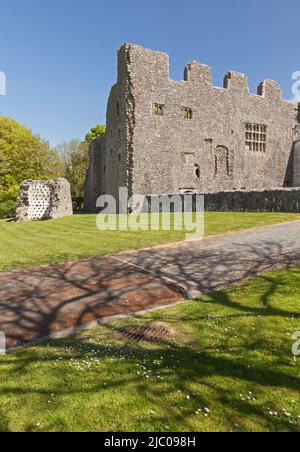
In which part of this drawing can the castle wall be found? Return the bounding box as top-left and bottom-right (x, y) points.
(84, 136), (105, 211)
(121, 44), (299, 196)
(293, 139), (300, 186)
(101, 82), (127, 200)
(205, 188), (300, 213)
(85, 52), (129, 210)
(135, 188), (300, 213)
(85, 44), (300, 210)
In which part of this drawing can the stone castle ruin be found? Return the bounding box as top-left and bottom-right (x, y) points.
(85, 44), (300, 211)
(16, 178), (73, 221)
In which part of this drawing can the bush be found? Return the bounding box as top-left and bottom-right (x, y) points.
(72, 197), (84, 213)
(0, 200), (16, 219)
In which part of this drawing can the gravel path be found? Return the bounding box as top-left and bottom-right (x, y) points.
(1, 221), (299, 349)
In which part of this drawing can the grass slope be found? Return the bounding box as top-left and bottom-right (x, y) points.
(0, 268), (299, 432)
(0, 212), (299, 272)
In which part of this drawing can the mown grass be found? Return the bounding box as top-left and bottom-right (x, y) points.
(0, 212), (299, 272)
(0, 267), (299, 432)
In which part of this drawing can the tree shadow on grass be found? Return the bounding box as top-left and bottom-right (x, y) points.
(199, 270), (300, 320)
(0, 236), (299, 350)
(1, 306), (299, 432)
(0, 234), (299, 430)
(1, 339), (299, 432)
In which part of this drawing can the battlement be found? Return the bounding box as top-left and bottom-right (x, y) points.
(85, 43), (300, 210)
(224, 71), (249, 94)
(117, 43), (287, 101)
(184, 61), (212, 86)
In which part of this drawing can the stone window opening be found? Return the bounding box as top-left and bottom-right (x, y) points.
(195, 164), (201, 179)
(183, 107), (193, 120)
(153, 103), (164, 116)
(116, 102), (120, 116)
(205, 138), (213, 152)
(214, 146), (233, 178)
(245, 123), (267, 152)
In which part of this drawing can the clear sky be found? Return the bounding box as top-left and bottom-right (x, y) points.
(0, 0), (299, 146)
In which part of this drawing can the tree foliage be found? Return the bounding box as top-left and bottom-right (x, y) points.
(56, 125), (106, 199)
(56, 139), (89, 198)
(85, 124), (106, 142)
(0, 116), (64, 201)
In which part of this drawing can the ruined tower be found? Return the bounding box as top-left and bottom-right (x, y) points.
(84, 44), (300, 211)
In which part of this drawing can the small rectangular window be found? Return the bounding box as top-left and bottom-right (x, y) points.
(183, 107), (193, 120)
(153, 103), (164, 116)
(245, 123), (267, 152)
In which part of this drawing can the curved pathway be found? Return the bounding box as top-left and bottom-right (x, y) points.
(0, 221), (299, 349)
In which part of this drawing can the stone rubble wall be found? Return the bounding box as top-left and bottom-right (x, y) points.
(16, 178), (73, 222)
(139, 188), (300, 213)
(204, 188), (300, 213)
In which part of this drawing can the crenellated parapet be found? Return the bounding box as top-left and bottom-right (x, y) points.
(257, 80), (282, 99)
(118, 43), (170, 84)
(117, 44), (287, 103)
(184, 61), (212, 86)
(223, 71), (249, 94)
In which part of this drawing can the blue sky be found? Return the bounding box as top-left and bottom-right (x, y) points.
(0, 0), (299, 146)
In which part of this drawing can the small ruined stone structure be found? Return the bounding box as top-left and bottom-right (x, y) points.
(16, 178), (73, 221)
(85, 44), (300, 211)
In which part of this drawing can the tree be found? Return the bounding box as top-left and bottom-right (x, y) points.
(56, 139), (89, 198)
(0, 116), (65, 201)
(85, 124), (106, 142)
(56, 125), (106, 198)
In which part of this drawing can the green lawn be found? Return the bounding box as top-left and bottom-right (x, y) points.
(0, 212), (299, 272)
(0, 267), (299, 432)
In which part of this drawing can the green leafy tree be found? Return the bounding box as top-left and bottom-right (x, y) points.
(0, 116), (65, 201)
(56, 139), (89, 198)
(85, 124), (106, 142)
(55, 125), (106, 199)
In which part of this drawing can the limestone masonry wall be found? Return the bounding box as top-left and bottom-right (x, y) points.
(16, 178), (73, 221)
(204, 188), (300, 213)
(84, 43), (300, 211)
(137, 188), (300, 213)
